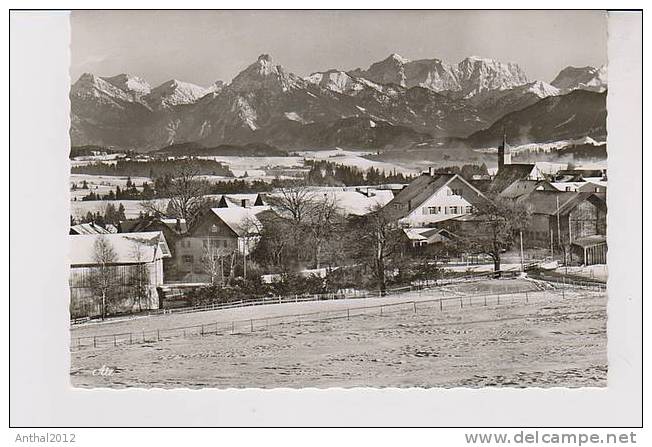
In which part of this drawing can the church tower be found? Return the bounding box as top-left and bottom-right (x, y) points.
(497, 130), (511, 172)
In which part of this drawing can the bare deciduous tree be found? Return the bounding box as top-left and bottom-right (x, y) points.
(88, 236), (118, 320)
(456, 198), (531, 276)
(349, 204), (403, 295)
(141, 161), (207, 226)
(129, 241), (149, 312)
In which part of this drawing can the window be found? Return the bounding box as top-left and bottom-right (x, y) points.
(210, 224), (218, 233)
(451, 188), (462, 196)
(428, 206), (441, 214)
(182, 255), (194, 264)
(465, 206), (473, 214)
(450, 206), (459, 214)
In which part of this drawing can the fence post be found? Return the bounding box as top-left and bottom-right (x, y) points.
(525, 291), (529, 303)
(413, 301), (417, 313)
(129, 333), (133, 345)
(484, 295), (487, 306)
(497, 294), (500, 305)
(142, 330), (145, 343)
(201, 325), (204, 337)
(113, 335), (116, 347)
(93, 336), (97, 348)
(460, 297), (463, 309)
(157, 329), (160, 341)
(440, 300), (443, 311)
(231, 321), (235, 334)
(250, 319), (253, 332)
(380, 306), (383, 316)
(347, 308), (350, 320)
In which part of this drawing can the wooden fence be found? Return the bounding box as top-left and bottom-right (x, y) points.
(70, 284), (606, 351)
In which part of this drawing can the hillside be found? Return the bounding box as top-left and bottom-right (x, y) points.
(155, 142), (289, 157)
(463, 90), (607, 148)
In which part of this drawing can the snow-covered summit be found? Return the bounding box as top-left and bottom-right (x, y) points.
(229, 54), (305, 93)
(102, 73), (151, 97)
(146, 79), (207, 108)
(551, 65), (607, 93)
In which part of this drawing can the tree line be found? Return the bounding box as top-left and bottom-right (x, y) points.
(71, 158), (234, 178)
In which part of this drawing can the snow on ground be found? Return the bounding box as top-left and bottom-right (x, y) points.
(474, 137), (607, 155)
(556, 264), (608, 282)
(70, 199), (169, 220)
(70, 279), (606, 388)
(197, 156), (306, 179)
(297, 148), (418, 175)
(70, 174), (151, 200)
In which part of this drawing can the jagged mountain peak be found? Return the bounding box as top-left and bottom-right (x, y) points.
(551, 65), (607, 93)
(229, 54), (305, 92)
(387, 53), (410, 64)
(101, 73), (151, 96)
(146, 79), (207, 108)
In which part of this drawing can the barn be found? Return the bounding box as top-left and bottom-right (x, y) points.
(69, 231), (171, 319)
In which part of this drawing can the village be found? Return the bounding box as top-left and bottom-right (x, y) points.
(68, 135), (607, 322)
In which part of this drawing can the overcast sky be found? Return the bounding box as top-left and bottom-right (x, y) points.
(71, 10), (607, 88)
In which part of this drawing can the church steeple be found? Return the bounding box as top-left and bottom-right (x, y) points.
(497, 128), (511, 172)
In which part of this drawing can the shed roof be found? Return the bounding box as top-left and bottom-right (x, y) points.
(572, 235), (607, 248)
(69, 223), (110, 235)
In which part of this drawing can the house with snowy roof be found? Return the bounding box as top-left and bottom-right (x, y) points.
(383, 171), (489, 228)
(69, 231), (171, 318)
(173, 207), (266, 282)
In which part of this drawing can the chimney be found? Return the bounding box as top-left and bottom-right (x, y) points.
(428, 166), (433, 176)
(241, 199), (248, 208)
(175, 218), (181, 233)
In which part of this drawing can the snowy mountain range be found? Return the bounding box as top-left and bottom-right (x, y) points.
(70, 53), (607, 151)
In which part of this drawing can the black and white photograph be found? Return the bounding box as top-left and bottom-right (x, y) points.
(8, 6), (644, 433)
(64, 10), (613, 389)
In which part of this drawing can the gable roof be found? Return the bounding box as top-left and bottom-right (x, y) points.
(208, 207), (266, 237)
(70, 231), (171, 266)
(499, 180), (555, 199)
(488, 164), (536, 195)
(122, 216), (188, 235)
(384, 173), (486, 219)
(518, 190), (606, 216)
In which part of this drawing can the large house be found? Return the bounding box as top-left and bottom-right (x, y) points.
(69, 231), (171, 318)
(173, 207), (265, 282)
(383, 172), (488, 228)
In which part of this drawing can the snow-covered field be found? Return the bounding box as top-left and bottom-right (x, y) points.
(70, 279), (606, 388)
(474, 136), (607, 155)
(197, 155), (306, 178)
(70, 174), (151, 200)
(297, 148), (418, 175)
(70, 199), (169, 220)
